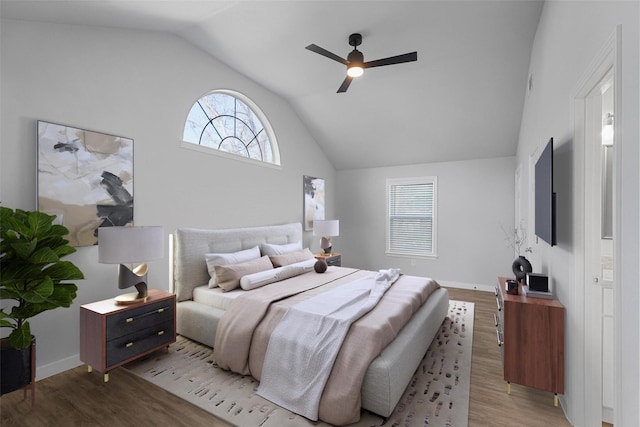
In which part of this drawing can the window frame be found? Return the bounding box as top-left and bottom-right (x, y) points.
(386, 176), (438, 259)
(181, 89), (281, 169)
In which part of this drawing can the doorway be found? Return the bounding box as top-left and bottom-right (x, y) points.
(574, 28), (620, 427)
(585, 71), (615, 425)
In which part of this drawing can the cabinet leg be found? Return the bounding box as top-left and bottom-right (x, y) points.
(507, 381), (511, 395)
(554, 394), (558, 407)
(103, 372), (109, 383)
(87, 365), (93, 373)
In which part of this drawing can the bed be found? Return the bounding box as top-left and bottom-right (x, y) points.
(172, 222), (449, 425)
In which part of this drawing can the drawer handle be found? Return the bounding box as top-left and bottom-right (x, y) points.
(495, 296), (502, 311)
(126, 305), (170, 322)
(496, 330), (503, 347)
(157, 330), (165, 336)
(493, 313), (499, 327)
(126, 342), (134, 348)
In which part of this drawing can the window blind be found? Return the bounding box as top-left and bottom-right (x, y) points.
(387, 178), (436, 256)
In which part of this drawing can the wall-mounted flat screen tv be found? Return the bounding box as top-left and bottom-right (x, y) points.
(535, 137), (557, 246)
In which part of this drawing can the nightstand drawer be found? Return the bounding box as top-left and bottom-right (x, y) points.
(106, 299), (174, 341)
(325, 255), (341, 266)
(106, 320), (174, 367)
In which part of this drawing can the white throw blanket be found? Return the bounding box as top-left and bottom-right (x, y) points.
(256, 268), (401, 420)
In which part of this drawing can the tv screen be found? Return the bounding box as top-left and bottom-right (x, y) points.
(535, 138), (556, 246)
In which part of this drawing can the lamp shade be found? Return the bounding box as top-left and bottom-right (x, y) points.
(98, 226), (164, 264)
(313, 220), (339, 237)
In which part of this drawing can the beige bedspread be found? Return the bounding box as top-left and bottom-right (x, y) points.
(213, 267), (440, 425)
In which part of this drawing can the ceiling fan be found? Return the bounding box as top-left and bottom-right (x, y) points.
(305, 33), (417, 93)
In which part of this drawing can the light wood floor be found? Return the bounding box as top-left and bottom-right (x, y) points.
(1, 288), (579, 426)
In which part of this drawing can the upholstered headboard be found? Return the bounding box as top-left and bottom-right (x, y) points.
(172, 222), (303, 301)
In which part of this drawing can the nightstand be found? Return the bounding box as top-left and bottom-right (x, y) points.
(315, 252), (342, 267)
(80, 289), (176, 382)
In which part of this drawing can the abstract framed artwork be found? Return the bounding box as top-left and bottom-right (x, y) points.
(303, 175), (325, 231)
(37, 121), (134, 247)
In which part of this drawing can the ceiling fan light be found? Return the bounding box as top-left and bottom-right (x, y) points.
(347, 65), (364, 77)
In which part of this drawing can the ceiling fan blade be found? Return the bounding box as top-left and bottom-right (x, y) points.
(364, 51), (417, 69)
(305, 44), (349, 66)
(337, 75), (353, 93)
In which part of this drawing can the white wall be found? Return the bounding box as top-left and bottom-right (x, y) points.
(336, 156), (516, 289)
(515, 1), (639, 426)
(0, 20), (336, 378)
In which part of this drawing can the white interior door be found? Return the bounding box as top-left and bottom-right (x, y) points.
(584, 71), (615, 425)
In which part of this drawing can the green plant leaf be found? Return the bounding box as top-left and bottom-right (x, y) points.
(9, 322), (32, 350)
(43, 261), (84, 281)
(0, 311), (15, 328)
(19, 277), (54, 303)
(53, 244), (76, 258)
(29, 246), (60, 264)
(44, 283), (78, 308)
(0, 320), (15, 328)
(11, 303), (42, 320)
(27, 211), (55, 239)
(11, 239), (37, 259)
(0, 287), (21, 300)
(1, 262), (46, 283)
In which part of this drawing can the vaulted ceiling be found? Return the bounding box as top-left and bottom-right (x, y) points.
(1, 0), (543, 170)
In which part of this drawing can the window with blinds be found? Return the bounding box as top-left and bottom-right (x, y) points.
(386, 177), (437, 257)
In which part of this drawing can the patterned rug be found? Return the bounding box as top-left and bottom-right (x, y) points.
(125, 300), (474, 427)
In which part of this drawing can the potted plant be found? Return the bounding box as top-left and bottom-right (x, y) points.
(0, 207), (84, 395)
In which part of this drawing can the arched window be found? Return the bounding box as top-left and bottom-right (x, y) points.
(182, 90), (280, 166)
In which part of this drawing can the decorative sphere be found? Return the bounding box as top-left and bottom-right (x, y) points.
(314, 259), (328, 273)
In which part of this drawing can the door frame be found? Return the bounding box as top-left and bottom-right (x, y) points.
(572, 26), (622, 426)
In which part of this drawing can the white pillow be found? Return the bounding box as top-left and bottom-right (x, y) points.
(260, 240), (302, 256)
(240, 258), (316, 291)
(205, 246), (260, 288)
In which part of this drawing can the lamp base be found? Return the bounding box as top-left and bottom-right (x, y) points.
(115, 267), (149, 305)
(320, 237), (333, 254)
(114, 291), (149, 305)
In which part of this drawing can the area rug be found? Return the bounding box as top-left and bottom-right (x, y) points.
(125, 300), (474, 427)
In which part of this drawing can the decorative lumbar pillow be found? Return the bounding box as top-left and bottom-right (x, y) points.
(215, 255), (273, 292)
(268, 248), (314, 268)
(240, 258), (316, 291)
(205, 246), (261, 288)
(260, 241), (302, 256)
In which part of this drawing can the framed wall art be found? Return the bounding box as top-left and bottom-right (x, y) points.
(303, 175), (325, 231)
(37, 120), (134, 247)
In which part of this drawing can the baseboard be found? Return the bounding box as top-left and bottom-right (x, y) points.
(439, 280), (495, 293)
(36, 353), (83, 381)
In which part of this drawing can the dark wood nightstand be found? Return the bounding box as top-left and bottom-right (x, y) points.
(80, 289), (176, 382)
(314, 252), (342, 267)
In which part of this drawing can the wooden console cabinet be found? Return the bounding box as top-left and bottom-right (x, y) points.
(495, 276), (565, 405)
(80, 289), (176, 382)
